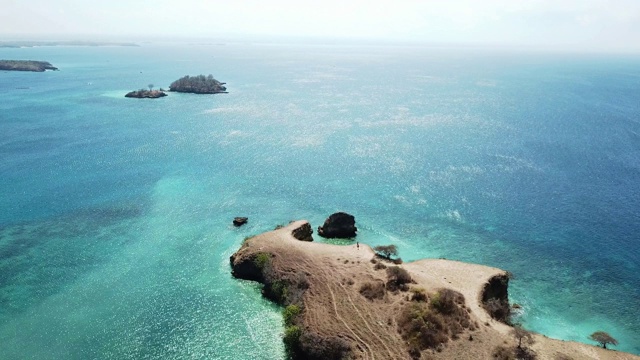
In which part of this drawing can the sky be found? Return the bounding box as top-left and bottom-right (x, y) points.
(1, 0), (640, 51)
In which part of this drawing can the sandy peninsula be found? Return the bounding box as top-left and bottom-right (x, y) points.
(230, 221), (639, 360)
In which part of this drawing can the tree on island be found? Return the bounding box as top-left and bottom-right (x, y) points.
(148, 84), (154, 91)
(373, 245), (398, 260)
(589, 331), (618, 349)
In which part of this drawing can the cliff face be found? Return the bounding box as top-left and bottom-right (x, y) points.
(480, 273), (511, 323)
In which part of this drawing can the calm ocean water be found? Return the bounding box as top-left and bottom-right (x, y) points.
(1, 42), (639, 358)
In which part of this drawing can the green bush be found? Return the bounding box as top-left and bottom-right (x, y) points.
(283, 304), (301, 326)
(283, 325), (302, 351)
(269, 280), (289, 303)
(254, 252), (270, 270)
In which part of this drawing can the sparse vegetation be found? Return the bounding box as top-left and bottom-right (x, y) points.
(589, 331), (618, 349)
(397, 288), (472, 358)
(359, 281), (386, 300)
(511, 324), (534, 349)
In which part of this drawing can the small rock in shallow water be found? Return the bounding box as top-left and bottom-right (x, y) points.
(233, 217), (248, 227)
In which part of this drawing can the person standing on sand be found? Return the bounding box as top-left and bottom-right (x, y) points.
(356, 241), (359, 250)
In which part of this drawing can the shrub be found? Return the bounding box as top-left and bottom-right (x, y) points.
(254, 252), (270, 270)
(359, 281), (386, 300)
(430, 289), (465, 315)
(283, 325), (302, 353)
(283, 304), (302, 326)
(386, 266), (412, 291)
(298, 332), (351, 360)
(411, 288), (428, 302)
(373, 244), (398, 259)
(397, 303), (448, 350)
(492, 345), (515, 360)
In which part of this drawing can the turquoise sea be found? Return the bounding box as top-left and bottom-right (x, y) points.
(1, 42), (639, 358)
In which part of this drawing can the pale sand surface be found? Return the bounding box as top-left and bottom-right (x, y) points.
(233, 221), (638, 360)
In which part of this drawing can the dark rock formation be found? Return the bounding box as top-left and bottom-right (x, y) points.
(291, 222), (313, 242)
(229, 251), (268, 282)
(169, 74), (227, 94)
(124, 89), (167, 98)
(0, 60), (58, 72)
(233, 217), (248, 227)
(318, 212), (357, 238)
(481, 272), (511, 323)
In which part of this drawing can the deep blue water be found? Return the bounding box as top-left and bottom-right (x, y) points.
(1, 43), (639, 358)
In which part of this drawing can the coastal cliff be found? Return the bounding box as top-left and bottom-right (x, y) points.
(231, 221), (640, 360)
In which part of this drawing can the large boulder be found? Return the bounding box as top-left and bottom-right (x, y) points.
(291, 222), (314, 242)
(318, 212), (357, 238)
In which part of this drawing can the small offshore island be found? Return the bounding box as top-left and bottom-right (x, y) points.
(125, 89), (167, 99)
(169, 74), (227, 94)
(0, 60), (58, 72)
(231, 221), (639, 360)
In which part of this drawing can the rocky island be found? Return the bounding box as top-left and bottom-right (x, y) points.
(231, 221), (639, 360)
(169, 74), (227, 94)
(0, 60), (58, 72)
(124, 89), (167, 99)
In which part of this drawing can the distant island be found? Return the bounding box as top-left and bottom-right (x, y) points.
(169, 74), (227, 94)
(125, 85), (167, 99)
(0, 60), (58, 72)
(0, 41), (138, 48)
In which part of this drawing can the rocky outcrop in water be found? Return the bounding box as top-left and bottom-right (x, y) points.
(480, 272), (511, 323)
(233, 217), (248, 227)
(124, 89), (167, 98)
(318, 212), (357, 238)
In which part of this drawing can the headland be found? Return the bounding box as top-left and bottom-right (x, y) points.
(0, 60), (58, 72)
(230, 221), (640, 360)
